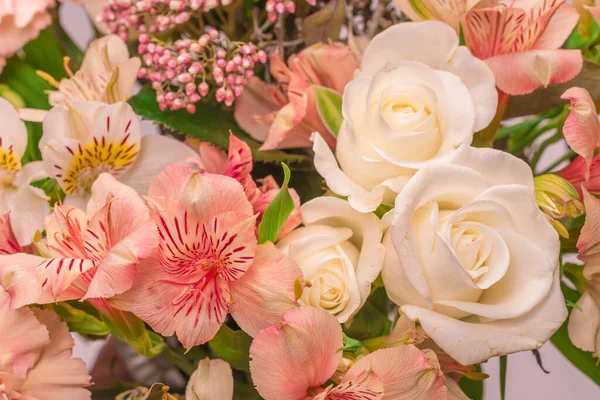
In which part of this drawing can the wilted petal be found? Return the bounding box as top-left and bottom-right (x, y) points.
(249, 307), (343, 400)
(561, 87), (600, 177)
(229, 243), (303, 336)
(485, 50), (583, 95)
(343, 346), (447, 400)
(185, 358), (234, 400)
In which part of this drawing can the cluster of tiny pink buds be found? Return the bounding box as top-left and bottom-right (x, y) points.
(99, 0), (233, 40)
(265, 0), (297, 22)
(138, 30), (267, 112)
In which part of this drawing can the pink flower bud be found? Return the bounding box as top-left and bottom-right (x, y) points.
(198, 34), (210, 47)
(186, 104), (196, 114)
(139, 33), (149, 43)
(215, 87), (226, 102)
(209, 29), (219, 39)
(138, 68), (148, 79)
(190, 93), (201, 102)
(198, 82), (209, 96)
(257, 50), (267, 63)
(178, 72), (193, 83)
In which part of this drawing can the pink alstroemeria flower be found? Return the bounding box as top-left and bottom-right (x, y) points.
(234, 43), (357, 150)
(0, 213), (21, 256)
(559, 154), (600, 197)
(0, 1), (56, 73)
(0, 288), (91, 400)
(187, 133), (302, 238)
(112, 165), (304, 349)
(249, 306), (450, 400)
(396, 0), (583, 96)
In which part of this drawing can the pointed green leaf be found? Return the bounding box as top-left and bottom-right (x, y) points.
(314, 86), (343, 137)
(550, 283), (600, 386)
(209, 324), (252, 372)
(51, 302), (110, 337)
(258, 163), (294, 244)
(129, 86), (308, 165)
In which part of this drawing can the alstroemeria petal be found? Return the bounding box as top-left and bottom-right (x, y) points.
(36, 258), (95, 299)
(0, 214), (20, 255)
(533, 3), (579, 50)
(567, 290), (600, 354)
(118, 134), (199, 195)
(485, 50), (583, 96)
(0, 97), (27, 159)
(577, 187), (600, 255)
(249, 307), (343, 400)
(19, 309), (92, 400)
(185, 358), (234, 400)
(148, 163), (194, 198)
(561, 87), (600, 178)
(343, 346), (447, 400)
(0, 253), (46, 308)
(229, 243), (303, 337)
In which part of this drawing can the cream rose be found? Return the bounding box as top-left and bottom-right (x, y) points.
(382, 146), (567, 365)
(313, 21), (498, 213)
(277, 196), (384, 322)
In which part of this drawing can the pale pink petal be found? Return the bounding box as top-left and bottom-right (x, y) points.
(0, 98), (28, 158)
(173, 274), (230, 349)
(485, 49), (583, 95)
(0, 213), (20, 255)
(148, 163), (194, 198)
(234, 78), (283, 143)
(36, 257), (95, 299)
(225, 133), (258, 200)
(45, 205), (89, 259)
(533, 3), (579, 50)
(320, 371), (383, 400)
(561, 87), (600, 177)
(0, 288), (49, 374)
(0, 9), (52, 59)
(19, 309), (91, 400)
(185, 358), (234, 400)
(196, 142), (228, 174)
(178, 172), (254, 222)
(343, 346), (447, 400)
(229, 243), (303, 337)
(0, 253), (46, 308)
(577, 187), (600, 255)
(249, 307), (343, 400)
(567, 291), (600, 354)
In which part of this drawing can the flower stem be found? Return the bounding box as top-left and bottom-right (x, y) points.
(472, 91), (510, 148)
(162, 346), (196, 376)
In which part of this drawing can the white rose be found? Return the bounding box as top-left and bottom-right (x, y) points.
(382, 146), (566, 365)
(277, 196), (385, 322)
(313, 21), (498, 213)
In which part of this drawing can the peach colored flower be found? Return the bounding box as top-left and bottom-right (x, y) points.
(0, 288), (91, 400)
(234, 43), (357, 150)
(112, 165), (304, 349)
(0, 1), (55, 73)
(559, 154), (600, 197)
(396, 0), (583, 95)
(249, 306), (451, 400)
(186, 134), (302, 237)
(0, 214), (20, 256)
(185, 358), (234, 400)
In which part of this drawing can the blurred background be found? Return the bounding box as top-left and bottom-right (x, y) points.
(60, 2), (600, 399)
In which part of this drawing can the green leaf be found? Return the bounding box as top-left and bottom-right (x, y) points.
(51, 302), (110, 337)
(314, 86), (343, 136)
(302, 0), (347, 45)
(499, 355), (507, 400)
(341, 333), (361, 352)
(31, 177), (65, 204)
(258, 163), (294, 244)
(23, 29), (70, 80)
(550, 283), (600, 386)
(505, 60), (600, 118)
(459, 365), (484, 400)
(233, 378), (262, 400)
(343, 287), (390, 340)
(129, 86), (308, 165)
(566, 299), (583, 311)
(209, 324), (253, 372)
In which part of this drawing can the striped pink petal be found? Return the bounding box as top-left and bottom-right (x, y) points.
(485, 49), (582, 95)
(36, 258), (95, 299)
(249, 307), (343, 400)
(577, 187), (600, 255)
(0, 253), (47, 308)
(562, 87), (600, 178)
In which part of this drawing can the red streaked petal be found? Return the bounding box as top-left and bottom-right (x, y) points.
(36, 258), (95, 299)
(464, 7), (526, 59)
(173, 274), (230, 349)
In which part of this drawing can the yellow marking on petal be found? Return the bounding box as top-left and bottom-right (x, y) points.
(62, 136), (140, 194)
(0, 146), (21, 186)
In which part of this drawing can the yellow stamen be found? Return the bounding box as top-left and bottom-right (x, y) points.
(63, 56), (74, 78)
(36, 70), (61, 89)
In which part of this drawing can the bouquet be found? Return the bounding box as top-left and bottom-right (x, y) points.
(1, 0), (600, 399)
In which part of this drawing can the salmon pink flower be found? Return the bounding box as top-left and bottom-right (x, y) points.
(249, 306), (450, 400)
(0, 99), (49, 246)
(0, 1), (55, 74)
(111, 165), (304, 349)
(234, 43), (357, 150)
(185, 358), (234, 400)
(0, 214), (20, 256)
(0, 288), (91, 400)
(397, 0), (583, 95)
(187, 133), (302, 238)
(40, 100), (198, 208)
(559, 154), (600, 197)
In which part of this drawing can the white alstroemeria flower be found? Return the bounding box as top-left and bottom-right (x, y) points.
(40, 100), (198, 207)
(0, 99), (49, 246)
(277, 196), (385, 323)
(49, 34), (141, 107)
